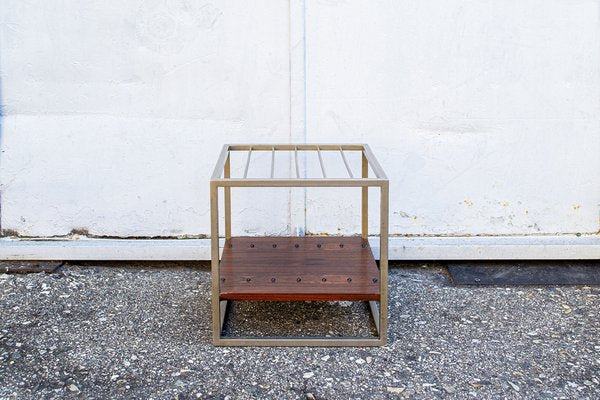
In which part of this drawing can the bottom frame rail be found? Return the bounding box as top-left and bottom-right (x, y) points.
(214, 337), (385, 347)
(215, 299), (385, 347)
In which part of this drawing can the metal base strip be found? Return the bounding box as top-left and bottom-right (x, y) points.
(214, 337), (385, 347)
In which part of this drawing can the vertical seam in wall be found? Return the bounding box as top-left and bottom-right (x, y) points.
(288, 0), (293, 234)
(286, 0), (308, 236)
(302, 0), (308, 233)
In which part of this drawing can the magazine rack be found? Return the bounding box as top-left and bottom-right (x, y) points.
(210, 144), (388, 346)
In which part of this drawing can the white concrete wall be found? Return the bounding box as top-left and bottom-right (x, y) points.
(0, 0), (292, 237)
(305, 0), (600, 237)
(1, 0), (599, 240)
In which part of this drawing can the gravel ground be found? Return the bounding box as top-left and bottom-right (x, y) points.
(0, 262), (598, 399)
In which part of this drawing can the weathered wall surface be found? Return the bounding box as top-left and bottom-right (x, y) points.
(304, 0), (600, 236)
(1, 1), (599, 238)
(0, 1), (292, 237)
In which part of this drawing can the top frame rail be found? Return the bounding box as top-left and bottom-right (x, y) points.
(211, 144), (387, 184)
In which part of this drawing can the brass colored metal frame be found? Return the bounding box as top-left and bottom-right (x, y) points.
(210, 144), (389, 346)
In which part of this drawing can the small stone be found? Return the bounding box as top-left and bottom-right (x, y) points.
(443, 385), (455, 394)
(386, 387), (405, 394)
(303, 372), (314, 379)
(583, 380), (592, 386)
(507, 381), (520, 392)
(366, 356), (372, 363)
(321, 355), (330, 361)
(68, 384), (79, 392)
(355, 358), (365, 364)
(306, 393), (316, 400)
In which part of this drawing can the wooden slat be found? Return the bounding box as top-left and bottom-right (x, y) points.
(219, 236), (380, 301)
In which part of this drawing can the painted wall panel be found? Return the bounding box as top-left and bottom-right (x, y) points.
(0, 0), (598, 239)
(0, 1), (292, 237)
(305, 0), (600, 236)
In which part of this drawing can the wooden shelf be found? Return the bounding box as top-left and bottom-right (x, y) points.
(219, 236), (380, 301)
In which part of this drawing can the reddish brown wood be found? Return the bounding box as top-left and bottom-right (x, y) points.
(219, 236), (380, 301)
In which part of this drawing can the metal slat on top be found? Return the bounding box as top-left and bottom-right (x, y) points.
(213, 144), (382, 183)
(339, 147), (354, 178)
(270, 147), (275, 179)
(316, 146), (327, 178)
(294, 146), (300, 179)
(243, 147), (252, 179)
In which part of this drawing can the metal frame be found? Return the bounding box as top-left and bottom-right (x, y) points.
(210, 144), (389, 346)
